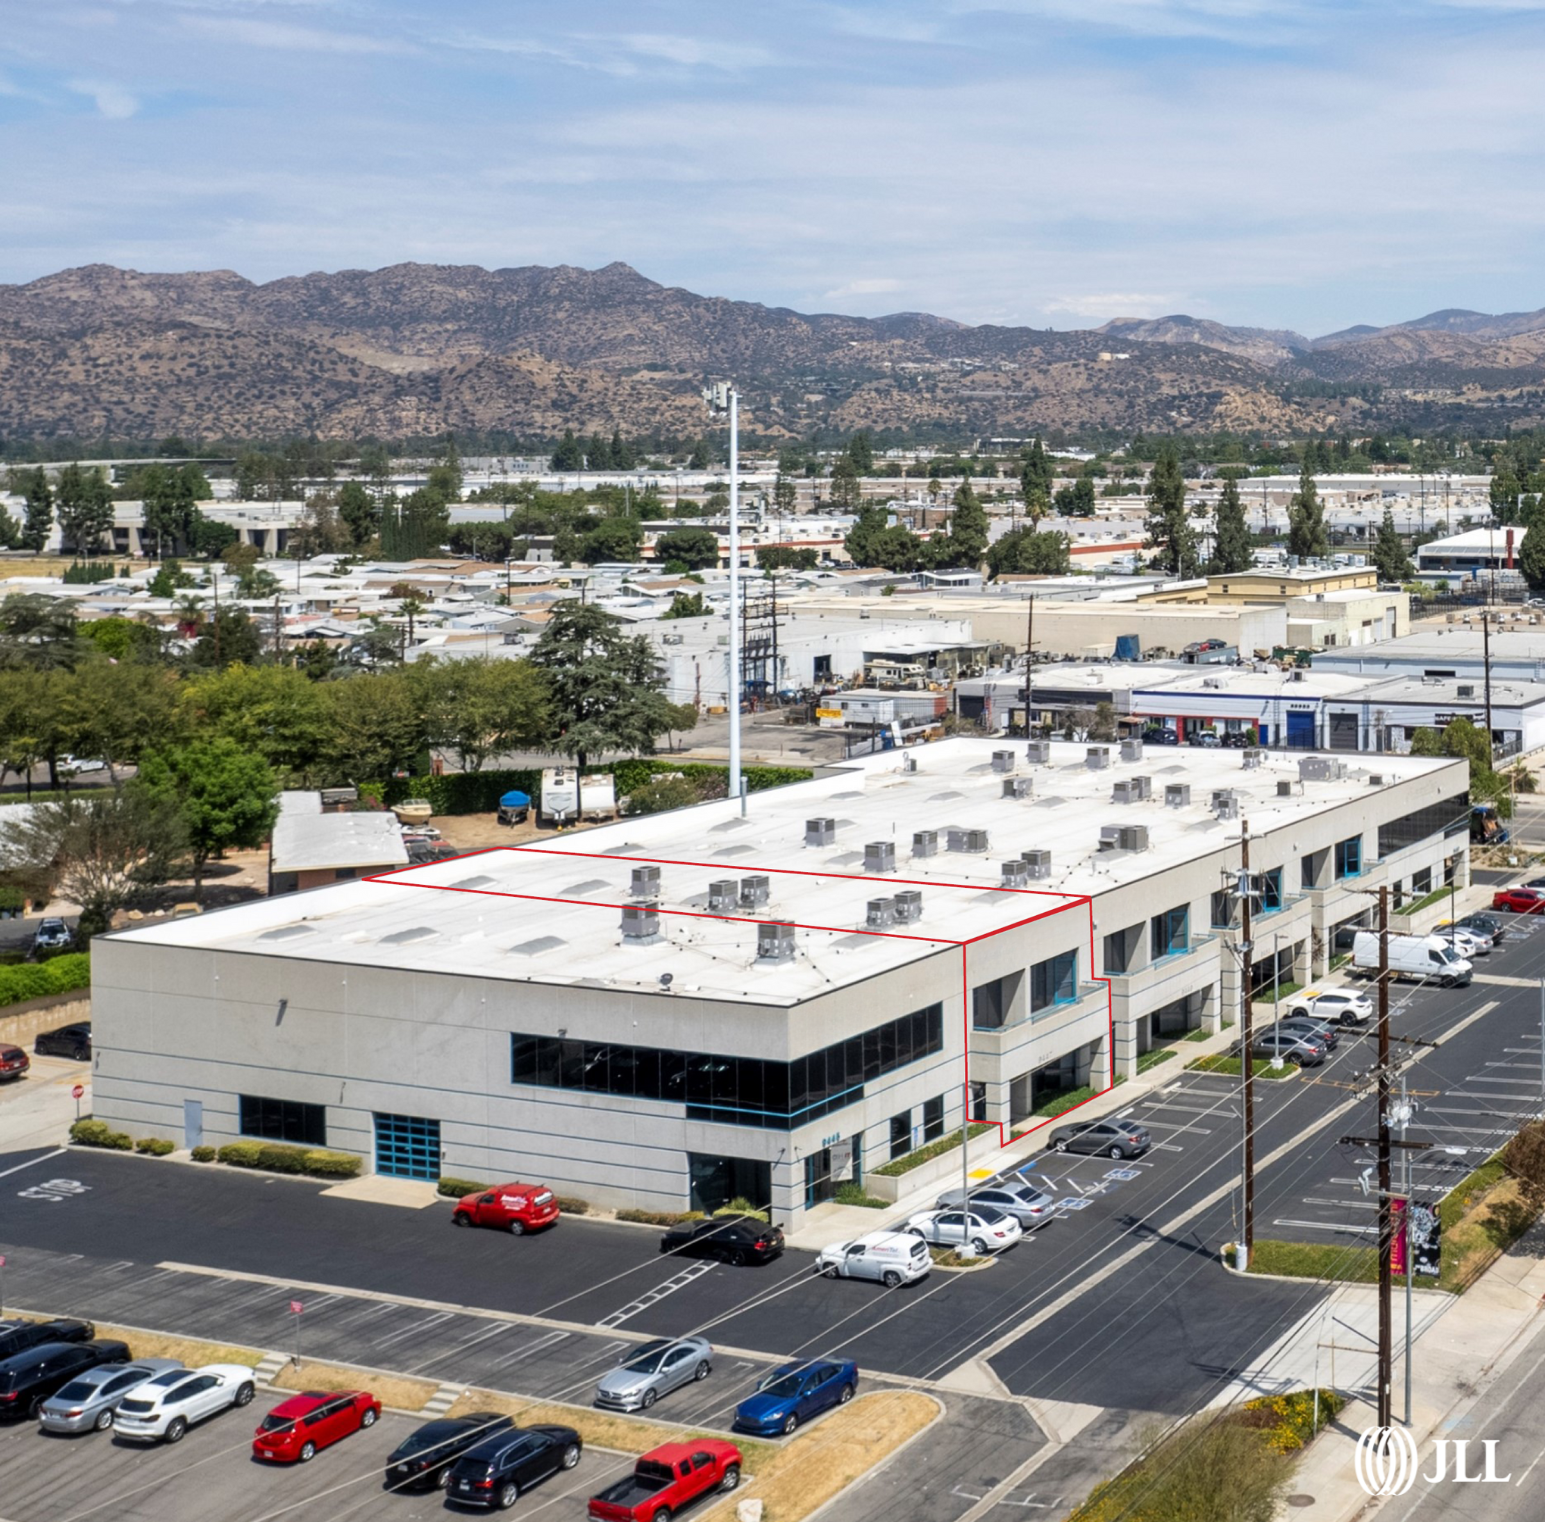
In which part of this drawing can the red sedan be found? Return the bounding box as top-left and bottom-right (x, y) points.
(0, 1044), (28, 1081)
(1493, 887), (1545, 914)
(252, 1389), (380, 1463)
(452, 1182), (560, 1235)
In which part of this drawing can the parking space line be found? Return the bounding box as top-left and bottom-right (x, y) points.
(374, 1311), (454, 1349)
(1274, 1217), (1378, 1236)
(1134, 1120), (1212, 1134)
(597, 1260), (716, 1328)
(0, 1149), (66, 1179)
(405, 1318), (515, 1374)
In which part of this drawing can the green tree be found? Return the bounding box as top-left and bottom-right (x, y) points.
(1019, 438), (1055, 523)
(829, 456), (864, 509)
(79, 616), (166, 664)
(662, 591), (708, 619)
(773, 473), (798, 515)
(0, 594), (78, 671)
(758, 546), (817, 571)
(687, 439), (711, 471)
(425, 440), (463, 503)
(380, 488), (450, 559)
(845, 506), (921, 571)
(291, 493), (352, 558)
(578, 516), (642, 564)
(610, 429), (637, 470)
(1054, 476), (1096, 517)
(653, 526), (720, 570)
(190, 607), (264, 669)
(1286, 458), (1328, 560)
(336, 481), (379, 547)
(1491, 465), (1524, 523)
(551, 430), (583, 472)
(1372, 507), (1413, 583)
(180, 664), (331, 780)
(234, 564), (280, 600)
(148, 558), (195, 599)
(846, 430), (875, 473)
(412, 657), (550, 773)
(62, 660), (181, 777)
(529, 603), (677, 777)
(1146, 446), (1198, 577)
(193, 518), (238, 559)
(986, 527), (1072, 577)
(322, 671), (425, 780)
(1411, 716), (1508, 814)
(17, 468), (52, 552)
(135, 738), (278, 897)
(54, 464), (114, 558)
(1208, 474), (1253, 575)
(929, 477), (989, 569)
(1520, 517), (1545, 591)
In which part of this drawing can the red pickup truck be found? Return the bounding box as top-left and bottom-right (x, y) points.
(451, 1182), (560, 1235)
(587, 1441), (742, 1522)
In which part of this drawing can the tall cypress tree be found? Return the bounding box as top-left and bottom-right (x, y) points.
(1208, 474), (1253, 575)
(1145, 446), (1197, 577)
(1287, 459), (1328, 559)
(1019, 438), (1054, 522)
(1372, 507), (1413, 583)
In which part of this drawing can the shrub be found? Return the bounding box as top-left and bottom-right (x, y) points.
(191, 1145), (216, 1162)
(555, 1196), (589, 1215)
(301, 1149), (362, 1178)
(0, 952), (91, 1008)
(873, 1123), (995, 1178)
(834, 1183), (887, 1208)
(134, 1137), (175, 1156)
(1235, 1389), (1345, 1454)
(616, 1208), (703, 1226)
(438, 1176), (488, 1198)
(257, 1143), (308, 1174)
(217, 1141), (266, 1168)
(71, 1118), (131, 1150)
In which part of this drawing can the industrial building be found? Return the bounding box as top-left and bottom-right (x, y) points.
(90, 739), (1469, 1225)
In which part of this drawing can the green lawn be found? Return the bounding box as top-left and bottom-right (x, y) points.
(1187, 1053), (1297, 1079)
(1136, 1048), (1178, 1074)
(1253, 980), (1304, 1005)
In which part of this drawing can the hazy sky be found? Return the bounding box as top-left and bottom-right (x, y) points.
(3, 0), (1544, 335)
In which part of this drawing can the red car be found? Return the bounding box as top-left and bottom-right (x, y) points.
(452, 1182), (560, 1236)
(587, 1441), (742, 1522)
(0, 1045), (29, 1081)
(252, 1389), (381, 1463)
(1492, 887), (1545, 914)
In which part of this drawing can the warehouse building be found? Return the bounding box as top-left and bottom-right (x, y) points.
(90, 739), (1469, 1225)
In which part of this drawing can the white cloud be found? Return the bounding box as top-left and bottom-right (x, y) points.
(1045, 292), (1181, 318)
(825, 277), (904, 298)
(608, 33), (776, 69)
(181, 16), (412, 54)
(68, 78), (139, 118)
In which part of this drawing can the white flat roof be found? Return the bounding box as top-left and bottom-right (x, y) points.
(269, 812), (409, 874)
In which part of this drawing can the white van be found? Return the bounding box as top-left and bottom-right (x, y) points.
(1352, 931), (1472, 987)
(814, 1230), (931, 1289)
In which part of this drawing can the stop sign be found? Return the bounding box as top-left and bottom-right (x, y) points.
(71, 1084), (84, 1099)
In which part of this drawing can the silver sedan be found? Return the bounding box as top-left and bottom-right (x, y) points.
(594, 1336), (713, 1412)
(39, 1358), (183, 1434)
(935, 1177), (1055, 1229)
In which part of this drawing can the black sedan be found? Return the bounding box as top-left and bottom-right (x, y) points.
(35, 1022), (91, 1061)
(444, 1424), (582, 1511)
(1045, 1118), (1151, 1159)
(0, 1339), (130, 1422)
(385, 1412), (514, 1491)
(659, 1215), (785, 1266)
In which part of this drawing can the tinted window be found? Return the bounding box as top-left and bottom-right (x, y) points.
(57, 1379), (96, 1400)
(239, 1095), (326, 1146)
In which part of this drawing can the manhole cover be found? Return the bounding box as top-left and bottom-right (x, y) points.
(1285, 1496), (1315, 1509)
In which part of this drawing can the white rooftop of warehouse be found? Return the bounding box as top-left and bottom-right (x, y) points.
(269, 807), (409, 875)
(109, 739), (1461, 1006)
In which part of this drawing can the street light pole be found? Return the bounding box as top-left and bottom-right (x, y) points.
(1240, 820), (1256, 1267)
(729, 387), (743, 814)
(1377, 884), (1393, 1430)
(1400, 1076), (1413, 1426)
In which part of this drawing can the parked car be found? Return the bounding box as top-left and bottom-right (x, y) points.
(1454, 912), (1505, 945)
(1142, 728), (1180, 746)
(1351, 931), (1472, 986)
(732, 1358), (859, 1437)
(0, 1340), (129, 1422)
(594, 1337), (713, 1413)
(0, 1319), (93, 1363)
(252, 1389), (381, 1463)
(1251, 1028), (1325, 1067)
(385, 1412), (514, 1491)
(1493, 887), (1545, 914)
(38, 1357), (182, 1434)
(658, 1215), (784, 1266)
(113, 1364), (256, 1443)
(1272, 1016), (1340, 1050)
(445, 1423), (582, 1511)
(451, 1182), (560, 1236)
(905, 1206), (1023, 1255)
(1189, 731), (1222, 748)
(34, 1022), (91, 1061)
(0, 1044), (28, 1081)
(814, 1230), (931, 1288)
(587, 1440), (742, 1522)
(1045, 1117), (1152, 1159)
(31, 918), (72, 954)
(1433, 923), (1490, 958)
(1284, 990), (1372, 1027)
(1221, 731), (1254, 748)
(935, 1177), (1055, 1228)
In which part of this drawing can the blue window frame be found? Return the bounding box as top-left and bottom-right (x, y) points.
(1335, 836), (1362, 879)
(1030, 951), (1078, 1011)
(1260, 868), (1283, 914)
(1150, 905), (1190, 959)
(373, 1113), (440, 1180)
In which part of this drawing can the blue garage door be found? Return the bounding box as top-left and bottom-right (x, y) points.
(373, 1113), (440, 1180)
(1286, 710), (1316, 749)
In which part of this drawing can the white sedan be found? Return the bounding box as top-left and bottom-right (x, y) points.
(1433, 923), (1490, 958)
(113, 1363), (256, 1443)
(1284, 988), (1374, 1026)
(904, 1206), (1023, 1254)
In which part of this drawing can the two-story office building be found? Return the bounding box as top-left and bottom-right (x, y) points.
(90, 739), (1469, 1226)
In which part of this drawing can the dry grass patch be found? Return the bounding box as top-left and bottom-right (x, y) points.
(447, 1389), (689, 1455)
(699, 1390), (939, 1522)
(271, 1359), (435, 1411)
(87, 1323), (263, 1370)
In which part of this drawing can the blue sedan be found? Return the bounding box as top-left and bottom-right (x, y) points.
(733, 1357), (859, 1436)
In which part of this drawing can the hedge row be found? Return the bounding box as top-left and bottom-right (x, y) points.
(70, 1119), (131, 1150)
(216, 1141), (362, 1178)
(0, 953), (90, 1008)
(363, 762), (813, 817)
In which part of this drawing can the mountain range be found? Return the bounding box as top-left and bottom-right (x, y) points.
(4, 261), (1545, 444)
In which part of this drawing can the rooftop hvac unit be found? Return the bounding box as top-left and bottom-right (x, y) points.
(894, 889), (923, 922)
(1002, 777), (1033, 799)
(1001, 859), (1031, 889)
(1117, 825), (1149, 852)
(1025, 739), (1052, 764)
(1242, 748), (1264, 769)
(1086, 746), (1112, 770)
(662, 633), (685, 645)
(947, 827), (989, 854)
(1120, 738), (1145, 762)
(913, 829), (939, 857)
(1213, 791), (1240, 820)
(805, 817), (837, 847)
(630, 865), (661, 900)
(1164, 783), (1191, 808)
(620, 905), (660, 941)
(902, 753), (918, 773)
(1277, 780), (1293, 797)
(708, 879), (739, 913)
(740, 874), (770, 908)
(992, 750), (1016, 774)
(1099, 825), (1122, 851)
(757, 922), (796, 962)
(1023, 848), (1052, 879)
(1457, 685), (1475, 698)
(864, 841), (897, 874)
(1112, 775), (1152, 804)
(1368, 773), (1385, 786)
(866, 897), (897, 928)
(1299, 757), (1347, 783)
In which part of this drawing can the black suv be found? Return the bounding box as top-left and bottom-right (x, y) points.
(0, 1339), (129, 1421)
(34, 1023), (91, 1061)
(0, 1319), (94, 1364)
(385, 1412), (514, 1491)
(445, 1424), (582, 1510)
(659, 1215), (785, 1266)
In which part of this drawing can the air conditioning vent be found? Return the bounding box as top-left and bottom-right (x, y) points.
(1112, 776), (1152, 804)
(1457, 684), (1475, 698)
(630, 865), (660, 900)
(1277, 780), (1293, 797)
(947, 827), (989, 854)
(866, 897), (896, 928)
(1214, 792), (1241, 820)
(1086, 746), (1112, 770)
(1242, 748), (1263, 769)
(740, 874), (770, 908)
(1117, 825), (1149, 852)
(709, 879), (739, 913)
(1299, 757), (1347, 783)
(902, 753), (918, 772)
(1023, 848), (1052, 879)
(1164, 783), (1191, 808)
(912, 829), (939, 857)
(992, 750), (1016, 774)
(1120, 738), (1144, 762)
(1368, 773), (1385, 786)
(893, 889), (923, 922)
(805, 817), (836, 847)
(620, 905), (660, 941)
(1025, 739), (1052, 764)
(1001, 860), (1031, 889)
(1099, 825), (1121, 851)
(757, 922), (796, 962)
(864, 841), (896, 874)
(1002, 777), (1032, 799)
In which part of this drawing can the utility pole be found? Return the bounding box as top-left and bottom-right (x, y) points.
(1399, 1075), (1413, 1426)
(1377, 883), (1393, 1430)
(1240, 819), (1255, 1265)
(704, 382), (744, 814)
(1483, 611), (1494, 765)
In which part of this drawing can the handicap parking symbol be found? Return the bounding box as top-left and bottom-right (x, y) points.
(1105, 1167), (1139, 1181)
